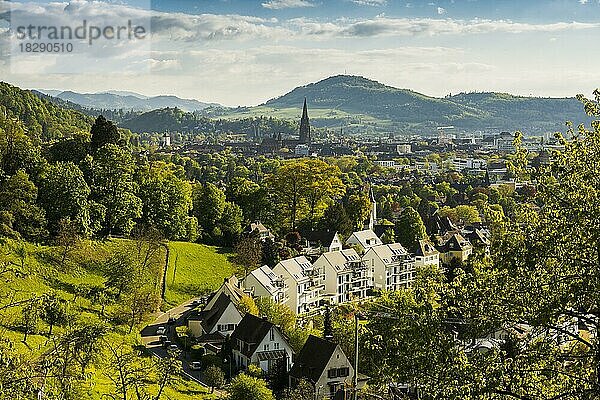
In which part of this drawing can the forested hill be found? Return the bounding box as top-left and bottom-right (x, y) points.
(0, 82), (92, 140)
(257, 75), (590, 133)
(119, 107), (298, 136)
(265, 75), (485, 124)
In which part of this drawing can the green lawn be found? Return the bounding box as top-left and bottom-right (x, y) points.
(164, 242), (237, 308)
(0, 238), (215, 400)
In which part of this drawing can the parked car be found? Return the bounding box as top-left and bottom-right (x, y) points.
(156, 326), (166, 335)
(189, 361), (202, 370)
(159, 335), (168, 343)
(168, 344), (179, 351)
(162, 340), (172, 349)
(191, 299), (202, 306)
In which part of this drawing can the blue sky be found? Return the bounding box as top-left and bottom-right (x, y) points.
(2, 0), (600, 106)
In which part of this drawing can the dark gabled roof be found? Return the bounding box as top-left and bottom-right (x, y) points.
(464, 228), (490, 247)
(188, 293), (234, 333)
(414, 239), (439, 257)
(439, 233), (472, 252)
(231, 314), (274, 358)
(289, 335), (339, 383)
(426, 212), (458, 237)
(301, 230), (337, 247)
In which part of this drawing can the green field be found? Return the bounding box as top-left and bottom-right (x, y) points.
(0, 238), (214, 400)
(164, 241), (237, 308)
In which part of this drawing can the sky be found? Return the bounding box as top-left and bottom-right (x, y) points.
(0, 0), (599, 106)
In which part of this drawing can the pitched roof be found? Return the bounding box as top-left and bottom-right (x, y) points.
(464, 228), (490, 247)
(414, 239), (439, 257)
(207, 276), (247, 308)
(289, 335), (340, 383)
(274, 256), (313, 282)
(440, 233), (472, 252)
(301, 230), (338, 247)
(319, 249), (362, 272)
(188, 292), (237, 333)
(366, 243), (409, 265)
(426, 213), (458, 236)
(246, 265), (284, 296)
(231, 314), (276, 358)
(346, 229), (383, 249)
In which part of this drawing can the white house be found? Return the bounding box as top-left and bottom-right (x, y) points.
(206, 275), (248, 310)
(362, 243), (416, 291)
(243, 265), (289, 305)
(246, 221), (275, 241)
(313, 249), (372, 304)
(231, 314), (294, 376)
(414, 240), (440, 269)
(187, 293), (242, 338)
(289, 335), (368, 399)
(301, 230), (343, 255)
(345, 229), (383, 254)
(273, 256), (324, 315)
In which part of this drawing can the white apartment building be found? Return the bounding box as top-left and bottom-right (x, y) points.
(243, 265), (289, 305)
(273, 256), (325, 315)
(452, 158), (487, 172)
(362, 243), (416, 291)
(313, 249), (372, 304)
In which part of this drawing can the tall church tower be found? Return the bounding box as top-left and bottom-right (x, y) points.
(299, 98), (311, 144)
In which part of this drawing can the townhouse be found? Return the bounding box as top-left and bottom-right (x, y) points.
(242, 265), (289, 305)
(273, 256), (325, 315)
(362, 243), (416, 291)
(313, 249), (372, 304)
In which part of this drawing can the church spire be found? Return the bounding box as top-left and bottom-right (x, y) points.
(302, 97), (308, 119)
(299, 98), (311, 144)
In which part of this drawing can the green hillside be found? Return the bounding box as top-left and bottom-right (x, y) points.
(264, 74), (485, 125)
(0, 82), (93, 140)
(165, 241), (237, 307)
(0, 238), (213, 399)
(228, 75), (590, 134)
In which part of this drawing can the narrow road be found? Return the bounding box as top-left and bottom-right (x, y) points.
(141, 298), (227, 398)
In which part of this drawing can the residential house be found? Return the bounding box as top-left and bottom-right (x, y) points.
(438, 233), (473, 265)
(231, 314), (294, 376)
(245, 221), (275, 242)
(362, 243), (416, 291)
(205, 275), (248, 310)
(345, 230), (383, 254)
(187, 292), (242, 338)
(414, 240), (440, 269)
(243, 265), (289, 305)
(313, 249), (372, 304)
(273, 256), (325, 315)
(289, 335), (368, 399)
(301, 230), (343, 256)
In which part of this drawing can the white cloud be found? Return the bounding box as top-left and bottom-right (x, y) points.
(579, 0), (588, 4)
(261, 0), (315, 10)
(437, 7), (446, 15)
(352, 0), (388, 6)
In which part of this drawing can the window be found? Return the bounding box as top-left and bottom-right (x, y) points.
(270, 328), (275, 341)
(274, 342), (279, 350)
(217, 324), (222, 331)
(337, 367), (350, 377)
(264, 344), (269, 351)
(328, 369), (337, 378)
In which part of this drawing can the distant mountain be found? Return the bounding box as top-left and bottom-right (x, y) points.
(243, 75), (589, 134)
(36, 90), (218, 113)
